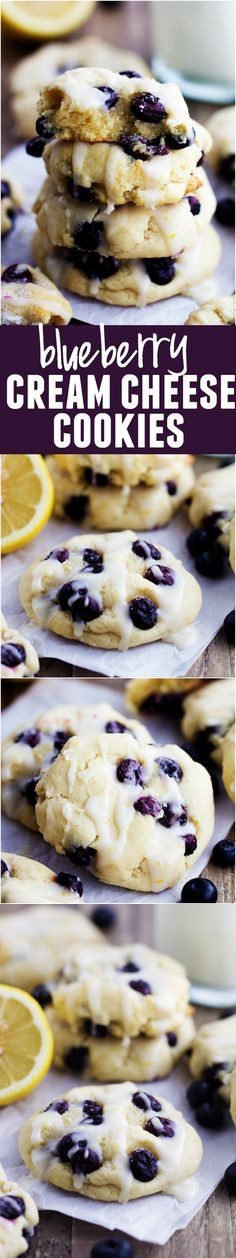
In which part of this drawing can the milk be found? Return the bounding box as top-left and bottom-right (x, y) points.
(155, 906), (236, 1006)
(151, 0), (235, 103)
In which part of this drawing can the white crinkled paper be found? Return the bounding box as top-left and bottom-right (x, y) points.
(1, 677), (234, 903)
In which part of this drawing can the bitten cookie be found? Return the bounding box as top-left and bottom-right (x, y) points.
(35, 735), (214, 893)
(181, 680), (235, 766)
(222, 724), (235, 802)
(186, 294), (235, 325)
(19, 1081), (202, 1202)
(45, 454), (195, 530)
(189, 1015), (236, 1107)
(1, 167), (23, 235)
(1, 262), (72, 325)
(37, 67), (205, 145)
(19, 531), (202, 650)
(0, 907), (102, 991)
(1, 612), (39, 679)
(1, 701), (151, 831)
(10, 36), (150, 138)
(207, 105), (235, 182)
(33, 223), (220, 307)
(0, 1162), (38, 1257)
(44, 120), (210, 207)
(1, 852), (83, 904)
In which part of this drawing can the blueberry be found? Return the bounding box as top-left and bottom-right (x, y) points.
(166, 480), (177, 495)
(23, 1227), (36, 1241)
(120, 961), (140, 973)
(1, 179), (10, 197)
(129, 979), (152, 995)
(188, 195), (201, 215)
(26, 137), (47, 156)
(56, 1132), (77, 1161)
(181, 878), (218, 903)
(53, 729), (69, 753)
(64, 1046), (89, 1072)
(85, 469), (109, 487)
(132, 92), (166, 122)
(195, 1100), (225, 1129)
(32, 984), (52, 1008)
(15, 728), (41, 748)
(83, 547), (103, 572)
(220, 154), (235, 183)
(134, 795), (161, 817)
(84, 1019), (109, 1038)
(98, 86), (118, 109)
(91, 906), (116, 929)
(57, 582), (101, 623)
(67, 178), (94, 202)
(160, 802), (187, 828)
(145, 1117), (175, 1137)
(224, 1162), (236, 1193)
(74, 221), (104, 251)
(195, 547), (226, 578)
(46, 547), (69, 562)
(216, 198), (235, 226)
(120, 70), (142, 78)
(76, 250), (119, 281)
(105, 720), (127, 733)
(166, 1032), (177, 1047)
(224, 610), (235, 644)
(156, 757), (182, 781)
(65, 494), (89, 522)
(187, 1079), (214, 1108)
(36, 114), (54, 139)
(145, 564), (174, 586)
(45, 1100), (69, 1114)
(116, 758), (143, 785)
(2, 264), (32, 283)
(91, 1241), (134, 1258)
(21, 775), (39, 807)
(187, 527), (210, 558)
(166, 126), (195, 149)
(145, 257), (175, 285)
(82, 1099), (103, 1124)
(1, 860), (9, 876)
(132, 1092), (161, 1112)
(129, 1148), (158, 1182)
(1, 643), (26, 668)
(220, 1008), (236, 1019)
(69, 845), (94, 867)
(0, 1197), (25, 1219)
(71, 1143), (102, 1175)
(185, 834), (197, 856)
(212, 839), (235, 868)
(120, 133), (169, 159)
(56, 871), (83, 896)
(129, 596), (158, 630)
(132, 539), (161, 561)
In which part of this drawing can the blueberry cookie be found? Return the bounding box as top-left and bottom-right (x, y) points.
(222, 724), (235, 802)
(229, 515), (235, 571)
(19, 1081), (202, 1202)
(0, 1162), (38, 1257)
(19, 531), (202, 650)
(189, 1014), (236, 1107)
(1, 612), (39, 679)
(1, 262), (72, 325)
(0, 907), (102, 991)
(45, 454), (195, 530)
(10, 36), (149, 138)
(207, 106), (235, 182)
(181, 679), (235, 766)
(36, 68), (205, 146)
(1, 852), (83, 904)
(187, 463), (235, 569)
(230, 1066), (236, 1125)
(49, 453), (194, 489)
(33, 223), (220, 307)
(126, 678), (202, 716)
(1, 168), (23, 235)
(1, 701), (149, 831)
(186, 294), (235, 325)
(35, 734), (214, 893)
(34, 169), (215, 259)
(46, 1006), (195, 1083)
(44, 121), (210, 208)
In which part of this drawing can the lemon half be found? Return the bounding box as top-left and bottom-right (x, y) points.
(1, 454), (54, 553)
(2, 1), (96, 40)
(0, 985), (53, 1105)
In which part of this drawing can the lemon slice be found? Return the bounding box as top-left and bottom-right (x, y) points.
(0, 985), (53, 1105)
(2, 1), (96, 40)
(1, 454), (54, 553)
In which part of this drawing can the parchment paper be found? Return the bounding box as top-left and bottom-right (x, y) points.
(2, 677), (234, 903)
(2, 144), (234, 325)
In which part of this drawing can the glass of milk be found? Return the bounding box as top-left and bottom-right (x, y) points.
(151, 0), (235, 103)
(155, 905), (236, 1006)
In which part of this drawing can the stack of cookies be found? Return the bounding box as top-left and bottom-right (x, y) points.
(31, 67), (220, 307)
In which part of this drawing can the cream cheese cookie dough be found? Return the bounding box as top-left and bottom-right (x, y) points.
(1, 852), (84, 904)
(1, 168), (23, 235)
(230, 1066), (236, 1125)
(181, 680), (235, 767)
(0, 1162), (38, 1258)
(126, 678), (202, 715)
(44, 121), (210, 208)
(1, 701), (152, 831)
(10, 36), (150, 138)
(1, 612), (39, 679)
(19, 531), (202, 651)
(207, 105), (235, 182)
(34, 169), (215, 260)
(0, 907), (102, 991)
(35, 734), (214, 893)
(186, 294), (235, 326)
(187, 463), (235, 557)
(33, 223), (220, 307)
(222, 724), (235, 803)
(37, 67), (205, 146)
(189, 1015), (236, 1107)
(45, 454), (195, 530)
(19, 1081), (202, 1202)
(1, 262), (72, 325)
